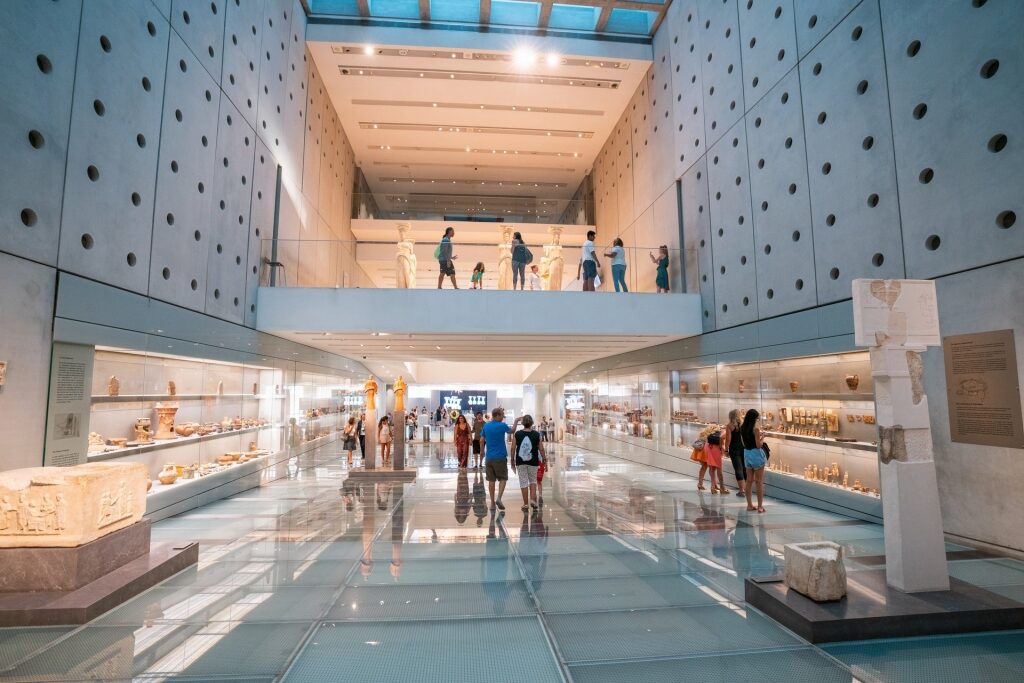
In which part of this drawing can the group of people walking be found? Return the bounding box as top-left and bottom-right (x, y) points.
(434, 227), (672, 292)
(693, 408), (768, 513)
(341, 413), (395, 467)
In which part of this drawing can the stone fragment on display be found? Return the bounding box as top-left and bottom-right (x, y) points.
(0, 463), (148, 548)
(784, 541), (848, 602)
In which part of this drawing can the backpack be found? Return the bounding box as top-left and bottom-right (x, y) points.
(524, 247), (534, 264)
(517, 431), (536, 463)
(433, 242), (442, 259)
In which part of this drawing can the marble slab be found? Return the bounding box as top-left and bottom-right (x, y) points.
(0, 520), (150, 592)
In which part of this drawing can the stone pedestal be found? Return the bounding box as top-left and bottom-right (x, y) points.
(392, 410), (406, 470)
(880, 460), (950, 592)
(363, 409), (377, 470)
(0, 462), (148, 548)
(783, 541), (847, 602)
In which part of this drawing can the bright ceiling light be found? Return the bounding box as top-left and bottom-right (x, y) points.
(546, 53), (560, 67)
(363, 45), (374, 56)
(512, 47), (537, 69)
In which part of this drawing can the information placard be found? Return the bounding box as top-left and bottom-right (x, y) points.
(43, 343), (96, 466)
(943, 329), (1024, 449)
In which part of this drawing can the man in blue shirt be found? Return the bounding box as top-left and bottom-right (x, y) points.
(437, 226), (459, 289)
(479, 407), (522, 511)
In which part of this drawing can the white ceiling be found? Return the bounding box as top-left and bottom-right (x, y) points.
(307, 42), (651, 203)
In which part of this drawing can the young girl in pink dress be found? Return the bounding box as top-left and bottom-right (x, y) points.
(705, 427), (727, 494)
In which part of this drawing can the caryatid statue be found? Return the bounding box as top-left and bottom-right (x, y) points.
(497, 226), (513, 290)
(364, 376), (379, 408)
(393, 376), (407, 412)
(395, 223), (417, 289)
(545, 226), (565, 291)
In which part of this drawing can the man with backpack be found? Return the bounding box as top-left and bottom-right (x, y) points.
(436, 226), (458, 289)
(512, 414), (544, 512)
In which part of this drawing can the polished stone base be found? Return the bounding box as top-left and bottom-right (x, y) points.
(346, 467), (417, 482)
(0, 541), (198, 626)
(746, 568), (1024, 643)
(0, 520), (151, 592)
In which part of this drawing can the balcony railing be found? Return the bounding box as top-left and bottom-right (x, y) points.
(260, 239), (697, 294)
(352, 192), (593, 225)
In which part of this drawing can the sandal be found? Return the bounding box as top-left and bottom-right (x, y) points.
(521, 505), (530, 512)
(758, 507), (767, 513)
(697, 485), (706, 491)
(746, 506), (757, 511)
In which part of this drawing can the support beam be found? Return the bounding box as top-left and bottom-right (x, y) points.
(538, 0), (553, 29)
(419, 0), (430, 22)
(356, 0), (369, 17)
(595, 4), (612, 32)
(480, 0), (491, 24)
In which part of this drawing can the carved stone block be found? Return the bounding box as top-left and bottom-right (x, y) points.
(0, 463), (148, 548)
(784, 541), (848, 602)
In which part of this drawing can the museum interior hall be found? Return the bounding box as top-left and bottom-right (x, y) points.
(0, 0), (1023, 681)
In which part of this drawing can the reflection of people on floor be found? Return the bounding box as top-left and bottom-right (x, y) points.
(472, 470), (488, 527)
(454, 470), (470, 524)
(390, 490), (404, 581)
(730, 517), (777, 577)
(518, 508), (549, 589)
(693, 493), (728, 562)
(341, 478), (360, 512)
(482, 511), (511, 614)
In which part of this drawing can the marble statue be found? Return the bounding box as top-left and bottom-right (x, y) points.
(0, 462), (147, 547)
(364, 376), (379, 408)
(497, 226), (513, 290)
(107, 375), (120, 397)
(393, 376), (407, 412)
(153, 403), (178, 440)
(167, 380), (176, 397)
(395, 223), (417, 289)
(545, 226), (565, 291)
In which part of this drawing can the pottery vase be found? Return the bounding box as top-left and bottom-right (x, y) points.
(154, 403), (179, 440)
(158, 464), (178, 485)
(845, 374), (860, 391)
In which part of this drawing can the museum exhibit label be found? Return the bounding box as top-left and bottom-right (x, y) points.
(943, 329), (1024, 449)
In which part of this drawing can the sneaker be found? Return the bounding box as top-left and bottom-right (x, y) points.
(495, 499), (505, 510)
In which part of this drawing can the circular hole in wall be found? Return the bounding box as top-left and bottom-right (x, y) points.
(857, 80), (869, 94)
(829, 267), (840, 280)
(852, 25), (863, 41)
(722, 304), (728, 313)
(972, 0), (987, 7)
(234, 297), (239, 306)
(166, 212), (174, 226)
(777, 49), (785, 61)
(872, 253), (885, 267)
(767, 288), (774, 299)
(925, 234), (941, 250)
(101, 35), (113, 52)
(147, 21), (157, 36)
(194, 230), (202, 241)
(788, 183), (797, 194)
(197, 182), (205, 193)
(919, 168), (934, 184)
(81, 233), (94, 249)
(988, 133), (1007, 153)
(812, 62), (822, 76)
(740, 255), (747, 265)
(996, 210), (1016, 229)
(37, 54), (53, 73)
(162, 267), (171, 280)
(781, 91), (789, 104)
(28, 130), (45, 148)
(792, 230), (800, 241)
(980, 59), (999, 79)
(862, 135), (874, 150)
(136, 133), (146, 148)
(757, 158), (765, 169)
(175, 109), (183, 122)
(170, 160), (178, 173)
(907, 40), (921, 57)
(795, 278), (804, 290)
(720, 266), (726, 275)
(764, 244), (772, 255)
(912, 103), (928, 119)
(752, 76), (759, 88)
(216, 243), (223, 254)
(808, 15), (817, 28)
(142, 76), (151, 91)
(775, 6), (782, 19)
(867, 193), (880, 207)
(86, 165), (100, 181)
(183, 10), (191, 23)
(785, 137), (793, 148)
(742, 296), (749, 306)
(126, 252), (136, 267)
(826, 213), (836, 226)
(131, 192), (141, 206)
(179, 59), (187, 72)
(822, 162), (832, 175)
(20, 208), (37, 227)
(213, 289), (221, 299)
(191, 279), (198, 291)
(93, 99), (105, 116)
(761, 201), (768, 211)
(817, 111), (827, 124)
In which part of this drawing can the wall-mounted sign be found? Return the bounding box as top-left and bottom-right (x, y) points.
(44, 343), (95, 466)
(440, 390), (487, 415)
(943, 329), (1024, 449)
(564, 394), (584, 411)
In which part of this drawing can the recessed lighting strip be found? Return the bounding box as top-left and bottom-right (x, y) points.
(370, 145), (579, 157)
(330, 45), (630, 71)
(379, 177), (566, 188)
(337, 65), (621, 89)
(370, 161), (578, 172)
(350, 99), (604, 117)
(359, 122), (593, 138)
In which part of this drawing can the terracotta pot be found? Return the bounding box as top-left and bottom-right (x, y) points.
(845, 374), (860, 391)
(158, 465), (177, 485)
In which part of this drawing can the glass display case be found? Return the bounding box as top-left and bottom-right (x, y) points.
(588, 373), (659, 443)
(86, 348), (359, 495)
(669, 352), (879, 497)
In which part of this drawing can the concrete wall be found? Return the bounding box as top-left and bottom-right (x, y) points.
(594, 0), (1023, 330)
(0, 0), (357, 327)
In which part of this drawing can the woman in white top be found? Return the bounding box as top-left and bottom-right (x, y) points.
(604, 237), (628, 292)
(378, 415), (393, 467)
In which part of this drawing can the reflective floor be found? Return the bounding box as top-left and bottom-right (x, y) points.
(2, 441), (1023, 682)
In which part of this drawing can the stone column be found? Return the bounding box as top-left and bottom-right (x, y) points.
(853, 278), (949, 593)
(392, 410), (406, 470)
(363, 409), (377, 470)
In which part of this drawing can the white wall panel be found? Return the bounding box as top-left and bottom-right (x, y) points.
(150, 34), (220, 311)
(697, 0), (745, 149)
(615, 114), (634, 231)
(707, 121), (758, 327)
(58, 0), (169, 294)
(880, 0), (1024, 278)
(738, 0), (797, 109)
(281, 1), (310, 192)
(245, 140), (278, 326)
(650, 29), (677, 194)
(205, 95), (256, 323)
(680, 159), (715, 329)
(255, 0), (291, 168)
(666, 0), (706, 177)
(0, 0), (81, 266)
(745, 68), (816, 317)
(800, 0), (904, 304)
(170, 0), (225, 80)
(629, 76), (655, 217)
(301, 61), (325, 209)
(793, 0), (860, 59)
(221, 0), (264, 128)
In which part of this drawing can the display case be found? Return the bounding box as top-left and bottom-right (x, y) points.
(86, 348), (358, 498)
(588, 374), (659, 442)
(669, 352), (879, 497)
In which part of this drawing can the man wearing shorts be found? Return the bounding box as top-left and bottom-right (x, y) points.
(437, 226), (458, 289)
(577, 229), (600, 291)
(512, 414), (544, 512)
(480, 407), (520, 511)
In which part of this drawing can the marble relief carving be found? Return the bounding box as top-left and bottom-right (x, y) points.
(107, 375), (120, 397)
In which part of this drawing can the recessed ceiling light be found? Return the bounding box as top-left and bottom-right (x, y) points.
(364, 45), (374, 55)
(546, 52), (560, 67)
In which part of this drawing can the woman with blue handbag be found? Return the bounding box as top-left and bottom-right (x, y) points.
(740, 409), (768, 513)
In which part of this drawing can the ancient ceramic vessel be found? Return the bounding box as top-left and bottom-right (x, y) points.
(153, 403), (178, 440)
(700, 382), (710, 393)
(107, 376), (120, 397)
(133, 418), (152, 443)
(158, 464), (177, 485)
(845, 374), (860, 391)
